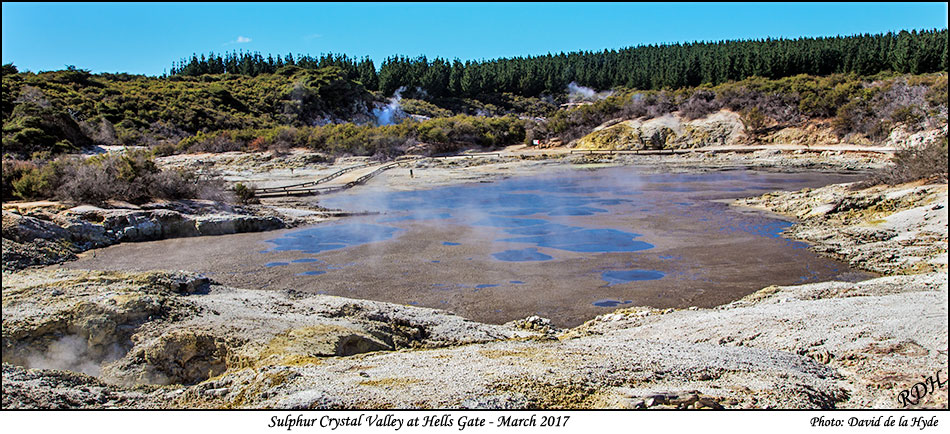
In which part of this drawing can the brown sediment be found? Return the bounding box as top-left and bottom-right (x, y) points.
(62, 166), (873, 328)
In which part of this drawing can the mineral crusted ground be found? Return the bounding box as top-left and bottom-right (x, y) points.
(2, 149), (946, 409)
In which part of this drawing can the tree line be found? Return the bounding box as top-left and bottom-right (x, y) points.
(172, 29), (947, 97)
(170, 52), (379, 91)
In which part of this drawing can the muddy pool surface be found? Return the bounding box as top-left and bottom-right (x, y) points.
(66, 167), (875, 327)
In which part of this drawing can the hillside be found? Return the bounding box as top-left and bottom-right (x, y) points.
(2, 29), (948, 204)
(2, 65), (373, 155)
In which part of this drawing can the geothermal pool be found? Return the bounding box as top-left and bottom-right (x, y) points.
(68, 167), (874, 327)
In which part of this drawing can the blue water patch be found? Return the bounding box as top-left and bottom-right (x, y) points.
(509, 280), (526, 284)
(266, 223), (402, 254)
(503, 223), (578, 236)
(265, 262), (289, 267)
(547, 206), (609, 216)
(601, 269), (665, 286)
(475, 284), (500, 289)
(442, 242), (461, 246)
(472, 216), (548, 228)
(721, 220), (793, 238)
(719, 220), (809, 249)
(788, 241), (809, 249)
(592, 299), (633, 308)
(296, 270), (327, 276)
(378, 212), (452, 223)
(499, 228), (653, 253)
(492, 248), (554, 262)
(291, 258), (322, 264)
(322, 181), (634, 221)
(488, 208), (548, 216)
(430, 260), (441, 263)
(376, 216), (416, 223)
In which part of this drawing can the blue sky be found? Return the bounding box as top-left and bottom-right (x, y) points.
(2, 2), (947, 76)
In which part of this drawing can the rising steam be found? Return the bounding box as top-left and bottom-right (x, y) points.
(374, 87), (407, 126)
(24, 334), (127, 377)
(567, 82), (614, 103)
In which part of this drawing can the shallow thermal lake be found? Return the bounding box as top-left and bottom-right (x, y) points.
(68, 167), (875, 327)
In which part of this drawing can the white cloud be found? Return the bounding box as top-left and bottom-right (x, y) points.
(224, 36), (252, 45)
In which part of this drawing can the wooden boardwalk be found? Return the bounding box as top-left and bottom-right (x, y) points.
(251, 152), (503, 198)
(254, 161), (408, 198)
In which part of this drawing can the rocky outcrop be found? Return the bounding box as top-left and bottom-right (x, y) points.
(199, 327), (846, 409)
(884, 123), (949, 149)
(2, 211), (72, 243)
(2, 269), (536, 391)
(1, 270), (208, 378)
(576, 110), (947, 151)
(737, 182), (948, 274)
(576, 111), (747, 150)
(61, 206), (284, 244)
(1, 363), (172, 409)
(757, 122), (843, 147)
(5, 268), (943, 409)
(569, 272), (947, 409)
(1, 202), (285, 271)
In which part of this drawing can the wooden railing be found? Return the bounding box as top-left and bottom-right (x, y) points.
(253, 160), (415, 198)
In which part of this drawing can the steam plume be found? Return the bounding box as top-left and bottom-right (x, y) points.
(567, 82), (613, 102)
(374, 87), (407, 126)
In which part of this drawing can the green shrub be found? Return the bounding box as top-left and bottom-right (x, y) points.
(1, 157), (35, 200)
(399, 98), (453, 118)
(233, 182), (257, 204)
(10, 164), (58, 200)
(740, 107), (767, 136)
(150, 141), (181, 157)
(860, 135), (949, 186)
(924, 76), (948, 108)
(891, 105), (924, 126)
(1, 150), (225, 205)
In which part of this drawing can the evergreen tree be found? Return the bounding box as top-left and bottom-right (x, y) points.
(169, 29), (948, 98)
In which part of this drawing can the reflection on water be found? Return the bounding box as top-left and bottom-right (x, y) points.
(250, 167), (875, 326)
(498, 227), (652, 253)
(602, 270), (665, 286)
(593, 299), (634, 308)
(491, 248), (554, 262)
(67, 166), (874, 328)
(266, 223), (402, 254)
(268, 169), (864, 281)
(719, 220), (809, 249)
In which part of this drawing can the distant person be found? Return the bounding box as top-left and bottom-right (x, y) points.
(410, 169), (414, 178)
